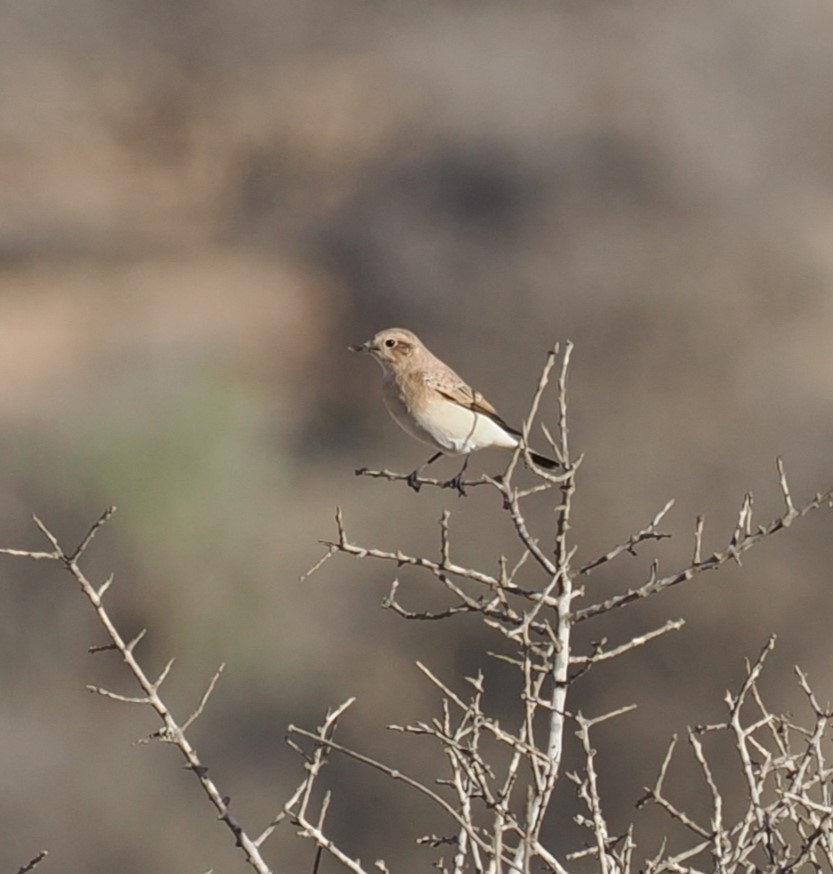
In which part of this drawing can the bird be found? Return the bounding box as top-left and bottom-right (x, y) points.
(349, 327), (559, 493)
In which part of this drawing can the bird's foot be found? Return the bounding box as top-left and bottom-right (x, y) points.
(406, 470), (423, 492)
(443, 474), (468, 497)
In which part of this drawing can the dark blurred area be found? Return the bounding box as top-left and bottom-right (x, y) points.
(2, 1), (833, 870)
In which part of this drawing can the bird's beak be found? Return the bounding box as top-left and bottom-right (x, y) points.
(349, 341), (371, 353)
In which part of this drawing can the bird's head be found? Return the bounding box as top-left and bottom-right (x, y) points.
(349, 327), (422, 373)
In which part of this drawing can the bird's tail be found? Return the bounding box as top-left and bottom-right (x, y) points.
(528, 450), (560, 470)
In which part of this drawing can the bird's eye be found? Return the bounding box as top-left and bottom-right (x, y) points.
(384, 338), (397, 348)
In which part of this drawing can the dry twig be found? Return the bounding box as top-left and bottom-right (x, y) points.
(0, 510), (273, 874)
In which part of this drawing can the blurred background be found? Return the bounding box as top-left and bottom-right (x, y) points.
(2, 1), (833, 870)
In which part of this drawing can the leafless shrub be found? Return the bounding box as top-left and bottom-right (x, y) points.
(295, 342), (833, 873)
(3, 342), (832, 872)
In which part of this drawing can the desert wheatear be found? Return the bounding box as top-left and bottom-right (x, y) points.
(350, 327), (559, 492)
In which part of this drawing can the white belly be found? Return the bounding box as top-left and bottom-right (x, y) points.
(382, 378), (518, 455)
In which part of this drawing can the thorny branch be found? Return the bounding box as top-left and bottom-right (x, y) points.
(16, 851), (48, 874)
(0, 510), (273, 874)
(574, 463), (833, 624)
(638, 635), (833, 873)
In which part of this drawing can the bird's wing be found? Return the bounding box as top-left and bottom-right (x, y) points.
(422, 370), (520, 437)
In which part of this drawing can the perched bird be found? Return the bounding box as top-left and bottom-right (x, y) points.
(350, 327), (559, 492)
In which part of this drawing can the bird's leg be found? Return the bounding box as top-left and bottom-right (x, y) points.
(407, 451), (443, 492)
(443, 455), (470, 497)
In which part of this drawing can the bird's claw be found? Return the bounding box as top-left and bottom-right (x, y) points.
(406, 470), (423, 492)
(443, 475), (468, 497)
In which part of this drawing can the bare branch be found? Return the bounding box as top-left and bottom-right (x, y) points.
(1, 512), (273, 874)
(575, 471), (833, 623)
(16, 850), (48, 874)
(287, 722), (518, 869)
(777, 456), (796, 517)
(692, 515), (704, 566)
(579, 498), (675, 576)
(68, 505), (117, 561)
(355, 466), (490, 493)
(570, 618), (685, 674)
(183, 663), (226, 731)
(299, 544), (338, 583)
(87, 685), (150, 704)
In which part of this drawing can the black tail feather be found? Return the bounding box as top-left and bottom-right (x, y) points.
(528, 450), (560, 470)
